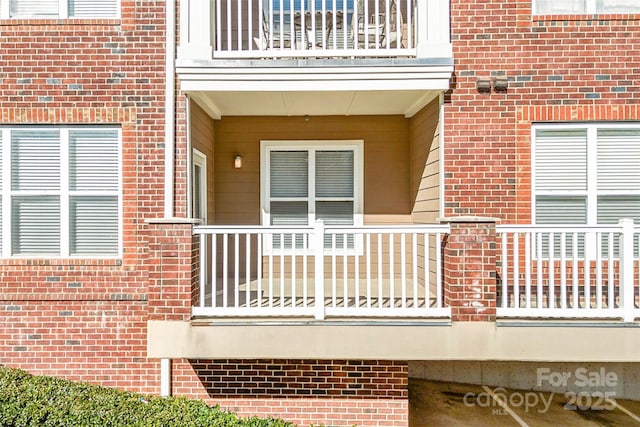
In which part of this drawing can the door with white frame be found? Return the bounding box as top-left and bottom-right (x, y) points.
(192, 148), (207, 223)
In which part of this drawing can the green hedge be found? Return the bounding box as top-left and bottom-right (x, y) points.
(0, 366), (295, 427)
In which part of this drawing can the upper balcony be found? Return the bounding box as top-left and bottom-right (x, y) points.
(176, 0), (453, 117)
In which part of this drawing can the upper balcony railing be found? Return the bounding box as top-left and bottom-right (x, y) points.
(178, 0), (452, 60)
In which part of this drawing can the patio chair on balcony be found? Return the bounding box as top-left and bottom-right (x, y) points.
(253, 9), (294, 50)
(352, 0), (402, 48)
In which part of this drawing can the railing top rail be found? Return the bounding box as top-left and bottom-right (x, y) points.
(326, 225), (450, 233)
(497, 224), (626, 233)
(193, 224), (451, 234)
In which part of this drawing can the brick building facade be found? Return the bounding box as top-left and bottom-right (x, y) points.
(1, 1), (640, 426)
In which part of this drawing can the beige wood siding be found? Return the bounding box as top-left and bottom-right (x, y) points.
(213, 115), (411, 225)
(190, 99), (216, 224)
(409, 98), (441, 224)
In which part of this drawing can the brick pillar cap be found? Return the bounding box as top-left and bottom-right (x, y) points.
(439, 216), (499, 224)
(146, 217), (202, 225)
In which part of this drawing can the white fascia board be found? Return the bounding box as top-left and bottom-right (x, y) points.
(176, 63), (454, 92)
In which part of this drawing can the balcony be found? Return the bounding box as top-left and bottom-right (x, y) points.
(147, 219), (640, 360)
(192, 220), (640, 322)
(176, 0), (453, 117)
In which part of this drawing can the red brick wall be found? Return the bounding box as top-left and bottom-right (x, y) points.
(0, 2), (168, 392)
(445, 1), (640, 222)
(172, 359), (409, 427)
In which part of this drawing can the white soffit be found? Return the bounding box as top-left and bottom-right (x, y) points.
(189, 90), (441, 118)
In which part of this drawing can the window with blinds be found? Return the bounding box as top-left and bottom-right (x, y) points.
(7, 0), (118, 18)
(533, 0), (640, 14)
(0, 127), (120, 257)
(263, 141), (362, 251)
(533, 124), (640, 258)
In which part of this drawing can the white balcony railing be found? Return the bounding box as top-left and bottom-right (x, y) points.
(192, 221), (450, 319)
(497, 219), (640, 321)
(179, 0), (452, 60)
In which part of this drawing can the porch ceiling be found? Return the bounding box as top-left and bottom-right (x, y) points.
(188, 89), (441, 118)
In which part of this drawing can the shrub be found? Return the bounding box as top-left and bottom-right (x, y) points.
(0, 366), (294, 427)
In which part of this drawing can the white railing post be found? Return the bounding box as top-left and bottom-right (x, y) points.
(178, 0), (214, 59)
(619, 218), (635, 322)
(314, 220), (325, 320)
(418, 0), (452, 58)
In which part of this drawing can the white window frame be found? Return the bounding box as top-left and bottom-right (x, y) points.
(533, 0), (640, 15)
(191, 148), (207, 223)
(1, 0), (121, 19)
(531, 122), (640, 259)
(0, 126), (122, 258)
(260, 140), (364, 255)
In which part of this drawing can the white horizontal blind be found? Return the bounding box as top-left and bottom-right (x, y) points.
(68, 0), (118, 17)
(70, 130), (118, 191)
(12, 196), (61, 255)
(270, 151), (308, 197)
(534, 0), (585, 14)
(70, 196), (118, 255)
(596, 0), (640, 12)
(11, 130), (60, 191)
(535, 129), (587, 191)
(597, 129), (640, 191)
(10, 0), (58, 16)
(11, 131), (61, 255)
(315, 150), (353, 197)
(69, 130), (119, 255)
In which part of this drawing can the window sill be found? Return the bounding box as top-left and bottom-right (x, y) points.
(0, 257), (123, 267)
(0, 17), (121, 26)
(532, 13), (640, 22)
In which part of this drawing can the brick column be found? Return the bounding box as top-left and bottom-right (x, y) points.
(146, 219), (200, 321)
(441, 217), (497, 321)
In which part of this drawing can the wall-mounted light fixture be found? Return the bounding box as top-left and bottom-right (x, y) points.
(476, 78), (491, 93)
(493, 77), (508, 92)
(234, 155), (242, 169)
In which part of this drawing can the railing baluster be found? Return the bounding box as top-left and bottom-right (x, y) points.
(412, 233), (418, 309)
(246, 233), (251, 308)
(536, 232), (543, 310)
(222, 233), (228, 308)
(355, 232), (360, 309)
(389, 233), (395, 309)
(585, 232), (591, 309)
(424, 232), (430, 310)
(211, 233), (217, 308)
(303, 233), (308, 307)
(199, 232), (206, 308)
(400, 233), (406, 308)
(226, 0), (232, 50)
(607, 232), (614, 309)
(366, 233), (372, 308)
(343, 233), (348, 308)
(332, 233), (337, 308)
(268, 232), (273, 307)
(525, 232), (531, 309)
(257, 232), (262, 308)
(436, 232), (442, 309)
(234, 233), (240, 307)
(596, 232), (602, 310)
(237, 0), (242, 50)
(377, 233), (383, 308)
(513, 233), (520, 309)
(501, 232), (508, 308)
(280, 232), (285, 307)
(292, 232), (296, 308)
(559, 232), (566, 310)
(572, 232), (578, 309)
(216, 0), (222, 51)
(549, 232), (555, 309)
